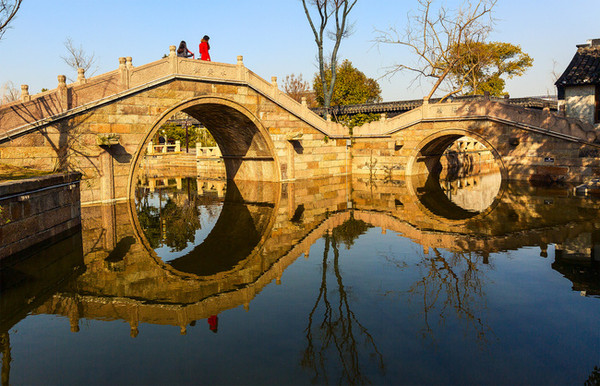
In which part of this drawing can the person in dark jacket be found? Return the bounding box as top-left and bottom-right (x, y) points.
(199, 35), (211, 61)
(177, 40), (194, 58)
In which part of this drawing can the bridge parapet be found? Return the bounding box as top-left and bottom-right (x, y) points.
(353, 98), (598, 144)
(0, 46), (347, 143)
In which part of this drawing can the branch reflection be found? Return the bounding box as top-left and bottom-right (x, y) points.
(302, 218), (384, 384)
(408, 249), (490, 343)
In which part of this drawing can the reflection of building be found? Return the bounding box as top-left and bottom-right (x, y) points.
(553, 230), (600, 296)
(556, 38), (600, 130)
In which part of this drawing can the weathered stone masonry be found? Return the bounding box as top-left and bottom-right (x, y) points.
(1, 47), (598, 205)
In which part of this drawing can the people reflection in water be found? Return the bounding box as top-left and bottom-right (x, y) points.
(208, 315), (218, 333)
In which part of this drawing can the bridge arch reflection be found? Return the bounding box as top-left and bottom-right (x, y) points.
(2, 176), (598, 343)
(405, 128), (507, 221)
(130, 180), (281, 280)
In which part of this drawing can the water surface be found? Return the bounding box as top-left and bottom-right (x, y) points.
(1, 176), (599, 385)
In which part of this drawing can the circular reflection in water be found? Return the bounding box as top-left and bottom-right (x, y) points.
(134, 177), (277, 277)
(413, 172), (504, 221)
(135, 177), (224, 261)
(440, 172), (502, 212)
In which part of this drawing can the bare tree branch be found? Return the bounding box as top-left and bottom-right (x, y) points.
(61, 37), (98, 82)
(302, 0), (358, 110)
(0, 80), (19, 104)
(0, 0), (22, 40)
(376, 0), (497, 101)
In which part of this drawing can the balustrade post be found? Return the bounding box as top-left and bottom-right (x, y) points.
(147, 141), (154, 154)
(169, 45), (178, 73)
(77, 68), (86, 84)
(57, 75), (68, 110)
(20, 84), (30, 102)
(236, 55), (245, 81)
(175, 140), (181, 153)
(422, 96), (430, 119)
(118, 57), (128, 89)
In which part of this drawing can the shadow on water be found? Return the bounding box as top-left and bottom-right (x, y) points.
(0, 229), (85, 332)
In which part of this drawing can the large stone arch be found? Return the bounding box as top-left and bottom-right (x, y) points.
(128, 96), (281, 200)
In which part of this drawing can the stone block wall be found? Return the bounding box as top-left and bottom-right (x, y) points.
(351, 119), (600, 184)
(0, 173), (82, 261)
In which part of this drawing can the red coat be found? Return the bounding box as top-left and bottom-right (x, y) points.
(199, 41), (211, 61)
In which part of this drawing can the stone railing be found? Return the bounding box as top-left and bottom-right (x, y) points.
(147, 140), (181, 154)
(0, 46), (347, 143)
(353, 98), (598, 144)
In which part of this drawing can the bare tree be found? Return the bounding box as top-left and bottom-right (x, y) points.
(376, 0), (497, 101)
(301, 0), (358, 110)
(61, 37), (98, 82)
(282, 73), (316, 106)
(0, 0), (22, 40)
(0, 81), (19, 104)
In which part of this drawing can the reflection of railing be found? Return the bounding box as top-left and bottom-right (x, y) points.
(147, 140), (181, 154)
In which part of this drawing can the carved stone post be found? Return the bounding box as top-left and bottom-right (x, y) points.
(57, 75), (68, 110)
(20, 84), (30, 102)
(118, 57), (128, 88)
(236, 55), (247, 81)
(169, 45), (177, 73)
(77, 68), (86, 84)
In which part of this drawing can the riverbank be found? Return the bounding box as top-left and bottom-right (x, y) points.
(0, 172), (82, 262)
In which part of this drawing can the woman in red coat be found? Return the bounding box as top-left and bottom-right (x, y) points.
(199, 35), (211, 61)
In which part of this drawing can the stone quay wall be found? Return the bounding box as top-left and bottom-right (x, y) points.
(0, 173), (82, 261)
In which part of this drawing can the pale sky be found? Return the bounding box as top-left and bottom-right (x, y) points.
(0, 0), (598, 102)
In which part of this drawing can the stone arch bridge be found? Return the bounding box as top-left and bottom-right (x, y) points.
(1, 46), (598, 204)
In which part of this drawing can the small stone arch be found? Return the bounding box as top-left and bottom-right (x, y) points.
(405, 128), (508, 180)
(404, 128), (508, 222)
(127, 96), (281, 200)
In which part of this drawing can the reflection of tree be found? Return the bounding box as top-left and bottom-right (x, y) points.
(302, 228), (384, 384)
(135, 181), (203, 252)
(332, 216), (372, 249)
(162, 199), (200, 252)
(1, 332), (10, 386)
(409, 248), (490, 342)
(136, 192), (162, 249)
(585, 365), (600, 386)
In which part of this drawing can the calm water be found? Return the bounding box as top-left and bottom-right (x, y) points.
(1, 175), (599, 385)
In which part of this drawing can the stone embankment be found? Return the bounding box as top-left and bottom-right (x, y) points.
(0, 173), (82, 261)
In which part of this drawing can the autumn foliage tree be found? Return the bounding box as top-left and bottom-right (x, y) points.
(445, 41), (533, 96)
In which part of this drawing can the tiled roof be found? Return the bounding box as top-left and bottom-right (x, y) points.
(556, 42), (600, 87)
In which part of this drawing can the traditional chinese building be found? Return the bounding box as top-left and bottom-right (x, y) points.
(556, 38), (600, 130)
